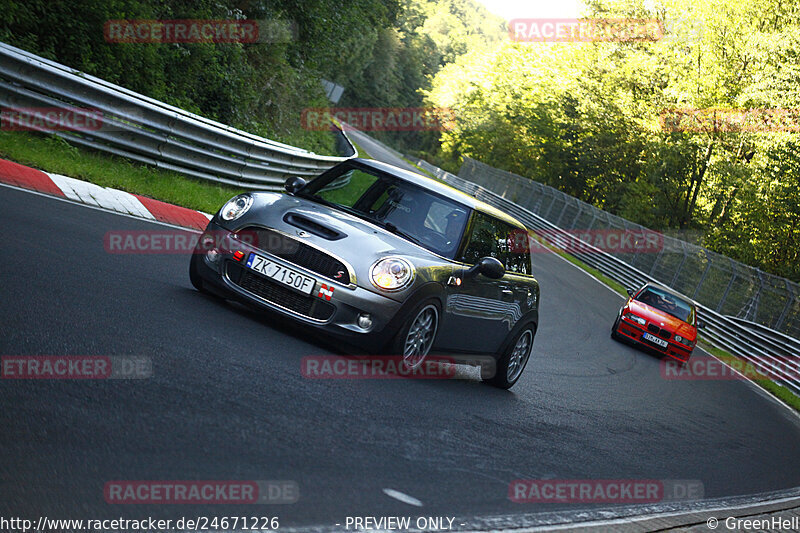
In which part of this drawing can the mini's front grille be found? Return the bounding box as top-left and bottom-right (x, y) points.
(228, 263), (335, 321)
(236, 227), (349, 283)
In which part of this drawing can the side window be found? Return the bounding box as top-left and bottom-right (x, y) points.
(460, 213), (530, 276)
(504, 224), (531, 276)
(461, 212), (495, 265)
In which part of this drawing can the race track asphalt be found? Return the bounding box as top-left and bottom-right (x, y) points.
(2, 179), (800, 529)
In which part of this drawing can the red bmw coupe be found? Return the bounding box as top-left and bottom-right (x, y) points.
(612, 284), (703, 362)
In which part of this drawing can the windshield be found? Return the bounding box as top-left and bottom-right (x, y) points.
(636, 287), (695, 324)
(301, 165), (469, 258)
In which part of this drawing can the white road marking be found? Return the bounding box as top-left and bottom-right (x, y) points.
(382, 488), (423, 507)
(109, 189), (157, 219)
(46, 172), (160, 220)
(47, 172), (104, 207)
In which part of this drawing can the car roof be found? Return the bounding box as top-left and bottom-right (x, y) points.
(640, 283), (696, 307)
(349, 158), (526, 229)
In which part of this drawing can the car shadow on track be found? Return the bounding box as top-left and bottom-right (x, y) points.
(182, 286), (519, 395)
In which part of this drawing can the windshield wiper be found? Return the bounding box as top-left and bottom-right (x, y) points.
(383, 221), (424, 247)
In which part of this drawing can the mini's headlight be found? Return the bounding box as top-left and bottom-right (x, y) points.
(370, 257), (414, 291)
(220, 194), (253, 221)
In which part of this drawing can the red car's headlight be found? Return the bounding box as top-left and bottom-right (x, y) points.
(624, 312), (646, 326)
(675, 334), (694, 348)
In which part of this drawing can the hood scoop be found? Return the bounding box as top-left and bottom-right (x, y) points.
(283, 212), (346, 240)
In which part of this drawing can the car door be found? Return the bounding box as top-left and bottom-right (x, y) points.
(439, 211), (523, 353)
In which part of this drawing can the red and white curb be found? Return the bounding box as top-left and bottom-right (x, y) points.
(0, 158), (212, 230)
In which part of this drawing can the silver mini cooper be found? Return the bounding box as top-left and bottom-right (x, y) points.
(190, 158), (540, 388)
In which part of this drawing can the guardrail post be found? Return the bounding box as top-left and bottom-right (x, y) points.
(524, 185), (538, 212)
(586, 208), (598, 231)
(739, 269), (764, 322)
(670, 241), (688, 288)
(692, 259), (712, 299)
(543, 192), (559, 219)
(716, 259), (738, 313)
(648, 246), (664, 276)
(555, 198), (570, 227)
(569, 203), (583, 230)
(775, 280), (795, 330)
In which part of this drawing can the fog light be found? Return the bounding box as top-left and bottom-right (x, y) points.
(357, 313), (373, 330)
(201, 234), (215, 250)
(206, 248), (220, 263)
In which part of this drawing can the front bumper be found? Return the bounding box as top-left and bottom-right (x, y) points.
(193, 222), (403, 350)
(616, 318), (693, 361)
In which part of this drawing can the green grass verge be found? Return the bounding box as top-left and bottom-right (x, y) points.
(400, 155), (437, 179)
(0, 131), (248, 213)
(348, 138), (373, 160)
(553, 242), (800, 412)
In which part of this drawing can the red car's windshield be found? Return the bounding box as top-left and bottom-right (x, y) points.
(636, 287), (695, 324)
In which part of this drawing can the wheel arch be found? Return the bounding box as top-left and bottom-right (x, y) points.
(496, 311), (538, 358)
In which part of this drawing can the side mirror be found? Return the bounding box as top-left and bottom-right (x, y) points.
(466, 257), (505, 280)
(284, 176), (307, 194)
(626, 288), (634, 297)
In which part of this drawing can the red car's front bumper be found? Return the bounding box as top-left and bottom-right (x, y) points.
(615, 318), (693, 362)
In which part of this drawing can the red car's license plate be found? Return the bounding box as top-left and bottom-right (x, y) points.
(642, 331), (668, 348)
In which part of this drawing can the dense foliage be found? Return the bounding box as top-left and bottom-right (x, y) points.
(426, 0), (800, 281)
(0, 0), (501, 153)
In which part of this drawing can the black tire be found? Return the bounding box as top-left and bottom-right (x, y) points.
(485, 324), (535, 390)
(389, 300), (440, 370)
(611, 316), (622, 340)
(189, 254), (211, 294)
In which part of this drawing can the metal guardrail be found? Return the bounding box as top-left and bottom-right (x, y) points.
(0, 42), (355, 190)
(403, 155), (800, 396)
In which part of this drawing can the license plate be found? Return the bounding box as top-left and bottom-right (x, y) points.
(642, 332), (668, 348)
(246, 253), (316, 295)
